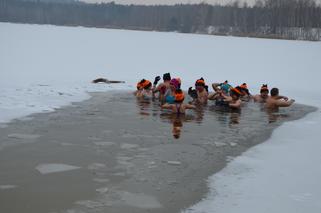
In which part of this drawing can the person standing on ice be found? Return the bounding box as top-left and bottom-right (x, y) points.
(265, 88), (295, 111)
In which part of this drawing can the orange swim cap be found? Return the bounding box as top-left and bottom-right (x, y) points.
(231, 87), (243, 96)
(142, 80), (152, 89)
(195, 78), (205, 87)
(175, 89), (185, 102)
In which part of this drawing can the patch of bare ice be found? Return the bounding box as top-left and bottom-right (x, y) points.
(93, 142), (115, 146)
(118, 191), (162, 209)
(8, 133), (40, 140)
(36, 163), (81, 174)
(0, 185), (17, 190)
(120, 143), (139, 149)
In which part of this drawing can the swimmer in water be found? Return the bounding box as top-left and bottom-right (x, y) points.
(194, 78), (209, 105)
(239, 83), (251, 102)
(135, 79), (153, 100)
(253, 84), (269, 103)
(161, 89), (196, 114)
(164, 78), (180, 104)
(153, 73), (171, 103)
(265, 87), (295, 111)
(222, 86), (243, 109)
(208, 86), (229, 107)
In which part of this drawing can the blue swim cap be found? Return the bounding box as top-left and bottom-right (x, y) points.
(221, 84), (231, 94)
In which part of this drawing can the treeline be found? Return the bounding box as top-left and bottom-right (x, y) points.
(0, 0), (321, 40)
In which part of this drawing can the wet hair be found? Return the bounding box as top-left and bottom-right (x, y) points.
(260, 84), (269, 93)
(270, 88), (279, 96)
(163, 73), (171, 81)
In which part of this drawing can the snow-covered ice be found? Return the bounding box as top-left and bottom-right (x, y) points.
(35, 163), (81, 174)
(1, 22), (321, 212)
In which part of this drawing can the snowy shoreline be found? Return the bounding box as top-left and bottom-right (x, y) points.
(1, 22), (321, 212)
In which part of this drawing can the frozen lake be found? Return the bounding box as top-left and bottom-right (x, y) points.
(1, 22), (321, 213)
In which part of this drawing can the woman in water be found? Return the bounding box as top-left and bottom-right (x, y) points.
(135, 79), (153, 100)
(161, 89), (196, 114)
(222, 86), (242, 109)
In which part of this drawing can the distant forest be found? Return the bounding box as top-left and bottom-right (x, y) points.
(1, 0), (321, 40)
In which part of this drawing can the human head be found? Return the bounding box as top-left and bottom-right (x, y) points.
(163, 73), (171, 82)
(240, 83), (250, 95)
(142, 80), (152, 90)
(174, 89), (185, 103)
(260, 84), (269, 99)
(230, 87), (242, 100)
(195, 78), (206, 92)
(221, 80), (230, 94)
(137, 79), (152, 90)
(270, 88), (279, 97)
(170, 78), (180, 91)
(136, 79), (146, 90)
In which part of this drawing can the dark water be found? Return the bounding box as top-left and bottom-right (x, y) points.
(0, 91), (316, 213)
(131, 93), (312, 142)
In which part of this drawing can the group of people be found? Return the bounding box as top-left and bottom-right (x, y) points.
(134, 72), (295, 115)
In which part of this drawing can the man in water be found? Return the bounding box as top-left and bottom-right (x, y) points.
(253, 84), (269, 103)
(153, 73), (171, 103)
(265, 88), (295, 111)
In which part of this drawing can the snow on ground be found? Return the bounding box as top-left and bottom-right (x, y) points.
(1, 22), (321, 212)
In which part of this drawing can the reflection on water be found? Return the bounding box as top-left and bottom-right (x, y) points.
(160, 114), (195, 139)
(131, 93), (311, 139)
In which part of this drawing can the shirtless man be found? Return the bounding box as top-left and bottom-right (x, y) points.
(153, 73), (171, 103)
(161, 89), (196, 114)
(265, 88), (295, 111)
(253, 84), (269, 103)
